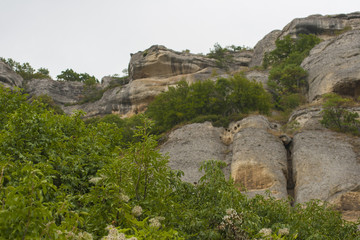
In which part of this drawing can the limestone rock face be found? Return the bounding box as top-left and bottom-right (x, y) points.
(249, 30), (281, 67)
(302, 30), (360, 101)
(129, 45), (218, 80)
(159, 122), (227, 183)
(244, 70), (269, 89)
(292, 130), (360, 220)
(26, 78), (85, 105)
(231, 116), (288, 199)
(279, 15), (347, 38)
(0, 61), (23, 89)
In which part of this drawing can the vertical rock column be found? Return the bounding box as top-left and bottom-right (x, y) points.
(231, 116), (288, 199)
(160, 122), (227, 183)
(292, 130), (360, 221)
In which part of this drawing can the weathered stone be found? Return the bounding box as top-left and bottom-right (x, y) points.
(100, 76), (130, 89)
(159, 122), (227, 183)
(249, 30), (281, 67)
(302, 30), (360, 101)
(292, 131), (360, 211)
(279, 15), (347, 39)
(231, 126), (288, 199)
(244, 70), (269, 89)
(0, 61), (23, 89)
(129, 45), (218, 80)
(25, 78), (85, 105)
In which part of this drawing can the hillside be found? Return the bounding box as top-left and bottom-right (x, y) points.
(1, 12), (360, 239)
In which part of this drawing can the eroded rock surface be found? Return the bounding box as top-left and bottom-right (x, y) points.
(302, 30), (360, 101)
(26, 78), (85, 105)
(0, 61), (23, 89)
(159, 122), (227, 183)
(249, 30), (281, 67)
(230, 116), (288, 199)
(292, 130), (360, 220)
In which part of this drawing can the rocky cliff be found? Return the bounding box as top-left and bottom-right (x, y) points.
(1, 12), (360, 221)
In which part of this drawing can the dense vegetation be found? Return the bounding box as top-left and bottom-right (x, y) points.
(146, 74), (272, 133)
(57, 69), (98, 85)
(1, 86), (359, 239)
(263, 34), (321, 112)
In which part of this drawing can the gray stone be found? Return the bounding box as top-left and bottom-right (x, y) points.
(249, 30), (281, 67)
(159, 122), (227, 183)
(292, 130), (360, 207)
(244, 70), (269, 89)
(0, 61), (23, 89)
(25, 78), (85, 105)
(231, 126), (288, 199)
(302, 30), (360, 101)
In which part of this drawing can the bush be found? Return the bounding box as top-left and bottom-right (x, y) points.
(263, 34), (320, 111)
(320, 93), (360, 135)
(207, 43), (233, 69)
(57, 68), (98, 84)
(1, 88), (359, 239)
(0, 57), (51, 80)
(146, 74), (272, 133)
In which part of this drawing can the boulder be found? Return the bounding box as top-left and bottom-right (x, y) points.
(230, 116), (288, 199)
(0, 61), (23, 89)
(292, 130), (360, 220)
(159, 122), (227, 183)
(302, 30), (360, 101)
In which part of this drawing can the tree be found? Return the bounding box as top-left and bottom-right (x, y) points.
(57, 68), (98, 84)
(0, 57), (50, 80)
(207, 43), (233, 69)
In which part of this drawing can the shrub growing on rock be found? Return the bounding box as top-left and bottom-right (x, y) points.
(146, 74), (272, 133)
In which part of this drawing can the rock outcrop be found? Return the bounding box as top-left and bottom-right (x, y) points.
(159, 122), (227, 183)
(230, 116), (288, 199)
(302, 30), (360, 101)
(249, 30), (281, 67)
(250, 12), (360, 68)
(292, 130), (360, 221)
(0, 61), (23, 89)
(26, 78), (85, 105)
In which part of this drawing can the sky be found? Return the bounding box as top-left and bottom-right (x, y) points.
(0, 0), (359, 80)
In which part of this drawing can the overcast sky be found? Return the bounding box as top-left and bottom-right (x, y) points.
(0, 0), (359, 80)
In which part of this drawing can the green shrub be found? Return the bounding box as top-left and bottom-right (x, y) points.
(146, 74), (272, 133)
(0, 57), (51, 80)
(207, 43), (233, 69)
(263, 34), (320, 111)
(57, 68), (98, 84)
(1, 88), (359, 239)
(320, 93), (360, 135)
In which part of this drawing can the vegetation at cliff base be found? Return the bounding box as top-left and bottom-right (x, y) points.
(0, 86), (359, 239)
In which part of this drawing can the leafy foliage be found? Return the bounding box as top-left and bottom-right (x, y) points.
(320, 93), (360, 135)
(57, 68), (98, 85)
(0, 57), (51, 80)
(0, 87), (359, 239)
(146, 74), (272, 133)
(263, 34), (321, 111)
(207, 43), (234, 69)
